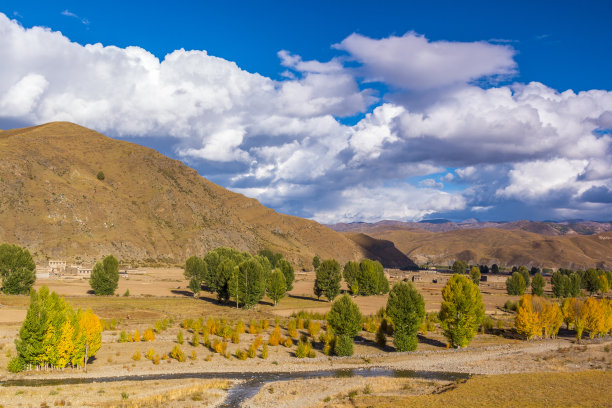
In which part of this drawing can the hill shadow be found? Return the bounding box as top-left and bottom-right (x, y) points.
(345, 233), (418, 270)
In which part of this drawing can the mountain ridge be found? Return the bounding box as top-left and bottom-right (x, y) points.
(0, 122), (365, 268)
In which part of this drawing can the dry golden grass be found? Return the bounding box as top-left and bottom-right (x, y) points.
(0, 378), (231, 407)
(344, 370), (612, 408)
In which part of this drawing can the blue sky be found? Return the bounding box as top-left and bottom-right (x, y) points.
(1, 1), (612, 222)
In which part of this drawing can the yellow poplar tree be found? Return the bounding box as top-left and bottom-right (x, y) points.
(515, 295), (542, 339)
(541, 300), (563, 338)
(582, 297), (604, 339)
(561, 298), (575, 330)
(56, 320), (75, 369)
(78, 309), (102, 372)
(571, 299), (586, 341)
(601, 299), (612, 335)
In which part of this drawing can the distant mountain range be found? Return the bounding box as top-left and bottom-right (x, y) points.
(329, 219), (612, 236)
(329, 220), (612, 269)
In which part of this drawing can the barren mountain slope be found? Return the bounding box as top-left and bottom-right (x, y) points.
(352, 227), (612, 269)
(0, 122), (363, 267)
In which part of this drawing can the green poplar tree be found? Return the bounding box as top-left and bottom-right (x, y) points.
(267, 269), (287, 305)
(277, 259), (295, 291)
(327, 294), (362, 356)
(89, 255), (119, 295)
(343, 261), (360, 295)
(314, 259), (342, 301)
(228, 258), (266, 308)
(0, 243), (36, 294)
(386, 282), (425, 351)
(439, 274), (484, 348)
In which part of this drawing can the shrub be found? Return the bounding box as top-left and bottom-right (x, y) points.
(282, 337), (293, 348)
(132, 351), (141, 361)
(236, 349), (248, 360)
(190, 350), (197, 360)
(96, 171), (105, 180)
(504, 299), (518, 312)
(123, 289), (130, 297)
(439, 274), (484, 348)
(385, 281), (425, 352)
(170, 345), (186, 362)
(153, 354), (160, 365)
(143, 328), (155, 342)
(235, 320), (245, 334)
(145, 348), (155, 360)
(247, 344), (257, 359)
(261, 344), (269, 359)
(191, 332), (199, 347)
(307, 321), (321, 338)
(268, 325), (281, 346)
(118, 331), (128, 343)
(231, 331), (240, 344)
(482, 316), (494, 332)
(212, 340), (227, 354)
(7, 357), (23, 373)
(177, 330), (184, 345)
(288, 319), (298, 338)
(295, 340), (312, 358)
(132, 330), (141, 342)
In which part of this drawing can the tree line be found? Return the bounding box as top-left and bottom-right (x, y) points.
(183, 248), (295, 308)
(327, 273), (484, 356)
(313, 257), (389, 302)
(515, 294), (612, 341)
(506, 266), (611, 297)
(9, 286), (103, 372)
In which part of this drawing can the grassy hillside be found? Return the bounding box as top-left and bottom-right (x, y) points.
(349, 226), (612, 269)
(0, 122), (363, 267)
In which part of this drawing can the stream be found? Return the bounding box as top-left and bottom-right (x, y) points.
(1, 368), (469, 407)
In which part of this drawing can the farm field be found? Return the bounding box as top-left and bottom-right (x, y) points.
(1, 268), (610, 407)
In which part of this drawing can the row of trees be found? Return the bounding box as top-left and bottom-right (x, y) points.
(0, 243), (36, 295)
(313, 258), (389, 301)
(184, 248), (295, 308)
(9, 287), (103, 372)
(515, 294), (612, 340)
(328, 274), (485, 355)
(552, 268), (610, 297)
(506, 266), (611, 298)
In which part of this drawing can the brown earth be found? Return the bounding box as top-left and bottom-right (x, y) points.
(343, 226), (612, 269)
(0, 122), (365, 268)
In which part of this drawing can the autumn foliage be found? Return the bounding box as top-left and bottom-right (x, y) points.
(11, 286), (102, 372)
(515, 295), (563, 339)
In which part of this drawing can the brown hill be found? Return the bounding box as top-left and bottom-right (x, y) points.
(0, 122), (364, 268)
(350, 226), (612, 269)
